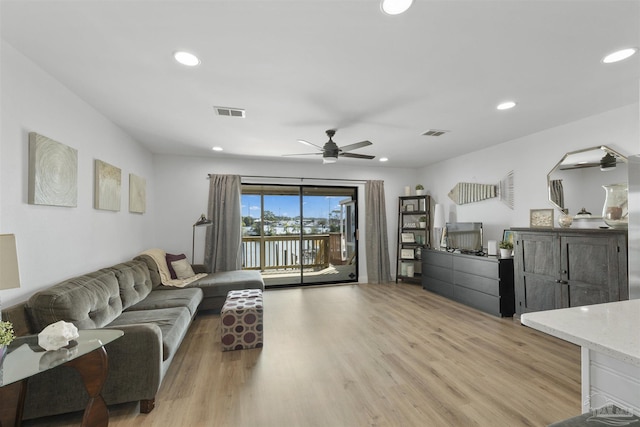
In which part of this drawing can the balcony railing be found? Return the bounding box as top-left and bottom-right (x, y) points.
(242, 234), (331, 271)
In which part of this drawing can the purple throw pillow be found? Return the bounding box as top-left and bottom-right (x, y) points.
(165, 253), (187, 279)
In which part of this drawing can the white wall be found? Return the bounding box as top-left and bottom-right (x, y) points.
(418, 103), (640, 245)
(0, 41), (155, 305)
(152, 155), (417, 282)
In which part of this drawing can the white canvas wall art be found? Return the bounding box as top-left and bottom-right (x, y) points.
(28, 132), (78, 207)
(94, 159), (121, 211)
(129, 173), (146, 213)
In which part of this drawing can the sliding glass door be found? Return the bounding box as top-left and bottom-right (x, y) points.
(241, 184), (358, 287)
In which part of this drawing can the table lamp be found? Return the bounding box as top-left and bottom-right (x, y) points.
(192, 215), (212, 263)
(0, 234), (21, 320)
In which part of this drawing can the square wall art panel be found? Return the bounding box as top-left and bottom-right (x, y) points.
(28, 132), (78, 207)
(94, 159), (121, 211)
(129, 173), (146, 214)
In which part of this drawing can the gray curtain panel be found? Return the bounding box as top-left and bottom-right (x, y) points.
(205, 174), (242, 272)
(365, 180), (392, 284)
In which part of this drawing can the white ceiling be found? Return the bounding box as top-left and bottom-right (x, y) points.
(2, 0), (639, 168)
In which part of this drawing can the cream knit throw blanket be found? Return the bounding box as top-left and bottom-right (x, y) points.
(141, 248), (207, 288)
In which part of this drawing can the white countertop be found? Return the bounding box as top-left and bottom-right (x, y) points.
(521, 299), (640, 367)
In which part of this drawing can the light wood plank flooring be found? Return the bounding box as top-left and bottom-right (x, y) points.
(24, 283), (581, 426)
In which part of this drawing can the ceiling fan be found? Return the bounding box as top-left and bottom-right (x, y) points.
(284, 129), (375, 164)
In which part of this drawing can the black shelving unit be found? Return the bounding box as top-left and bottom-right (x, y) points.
(396, 195), (430, 284)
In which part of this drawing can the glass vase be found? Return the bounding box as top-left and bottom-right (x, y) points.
(602, 183), (628, 229)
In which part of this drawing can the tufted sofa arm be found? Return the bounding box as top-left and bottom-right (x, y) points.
(22, 323), (164, 419)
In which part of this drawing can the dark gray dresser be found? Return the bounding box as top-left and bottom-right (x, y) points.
(421, 249), (515, 317)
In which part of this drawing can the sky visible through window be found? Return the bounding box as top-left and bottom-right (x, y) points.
(242, 195), (346, 219)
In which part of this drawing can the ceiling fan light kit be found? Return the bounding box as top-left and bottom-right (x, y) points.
(285, 129), (375, 165)
(380, 0), (413, 15)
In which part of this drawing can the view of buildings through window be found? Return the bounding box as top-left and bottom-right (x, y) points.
(240, 185), (358, 286)
(242, 193), (345, 236)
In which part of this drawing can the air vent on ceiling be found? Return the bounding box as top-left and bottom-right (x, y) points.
(213, 106), (246, 118)
(421, 129), (450, 137)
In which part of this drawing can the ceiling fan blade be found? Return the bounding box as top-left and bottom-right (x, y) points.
(340, 152), (375, 160)
(282, 152), (323, 157)
(298, 139), (324, 150)
(339, 140), (372, 152)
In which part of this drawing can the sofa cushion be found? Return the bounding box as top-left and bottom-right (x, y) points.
(102, 260), (153, 310)
(108, 306), (191, 361)
(28, 271), (123, 331)
(125, 288), (203, 316)
(188, 270), (265, 299)
(171, 258), (195, 279)
(165, 253), (186, 279)
(133, 254), (163, 288)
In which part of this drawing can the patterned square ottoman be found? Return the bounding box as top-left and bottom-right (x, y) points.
(220, 289), (263, 351)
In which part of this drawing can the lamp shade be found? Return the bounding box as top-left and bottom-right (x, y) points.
(193, 214), (212, 227)
(0, 234), (21, 290)
(433, 204), (445, 229)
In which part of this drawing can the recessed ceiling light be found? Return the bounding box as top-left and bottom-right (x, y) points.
(212, 146), (223, 152)
(497, 101), (517, 110)
(173, 51), (201, 66)
(379, 157), (389, 162)
(380, 0), (413, 15)
(602, 47), (637, 64)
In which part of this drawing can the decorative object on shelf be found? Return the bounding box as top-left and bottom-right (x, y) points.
(530, 208), (554, 228)
(404, 203), (415, 212)
(602, 183), (628, 228)
(557, 209), (573, 228)
(499, 240), (513, 258)
(447, 171), (514, 209)
(38, 320), (79, 351)
(28, 132), (78, 207)
(574, 207), (592, 218)
(95, 159), (122, 211)
(502, 230), (514, 246)
(433, 204), (445, 250)
(401, 232), (415, 243)
(400, 248), (415, 259)
(418, 216), (427, 228)
(0, 234), (21, 320)
(487, 240), (497, 256)
(404, 186), (411, 196)
(192, 214), (213, 263)
(415, 184), (425, 195)
(406, 264), (415, 277)
(415, 247), (422, 260)
(129, 173), (146, 214)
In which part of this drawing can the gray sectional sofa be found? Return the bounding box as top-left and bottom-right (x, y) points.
(2, 253), (264, 421)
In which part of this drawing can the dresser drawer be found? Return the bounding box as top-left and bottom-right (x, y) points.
(453, 256), (499, 279)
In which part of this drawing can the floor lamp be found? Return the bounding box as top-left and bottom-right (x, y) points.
(192, 215), (212, 264)
(433, 204), (445, 250)
(0, 234), (21, 320)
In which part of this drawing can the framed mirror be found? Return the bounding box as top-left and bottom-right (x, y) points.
(547, 145), (627, 218)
